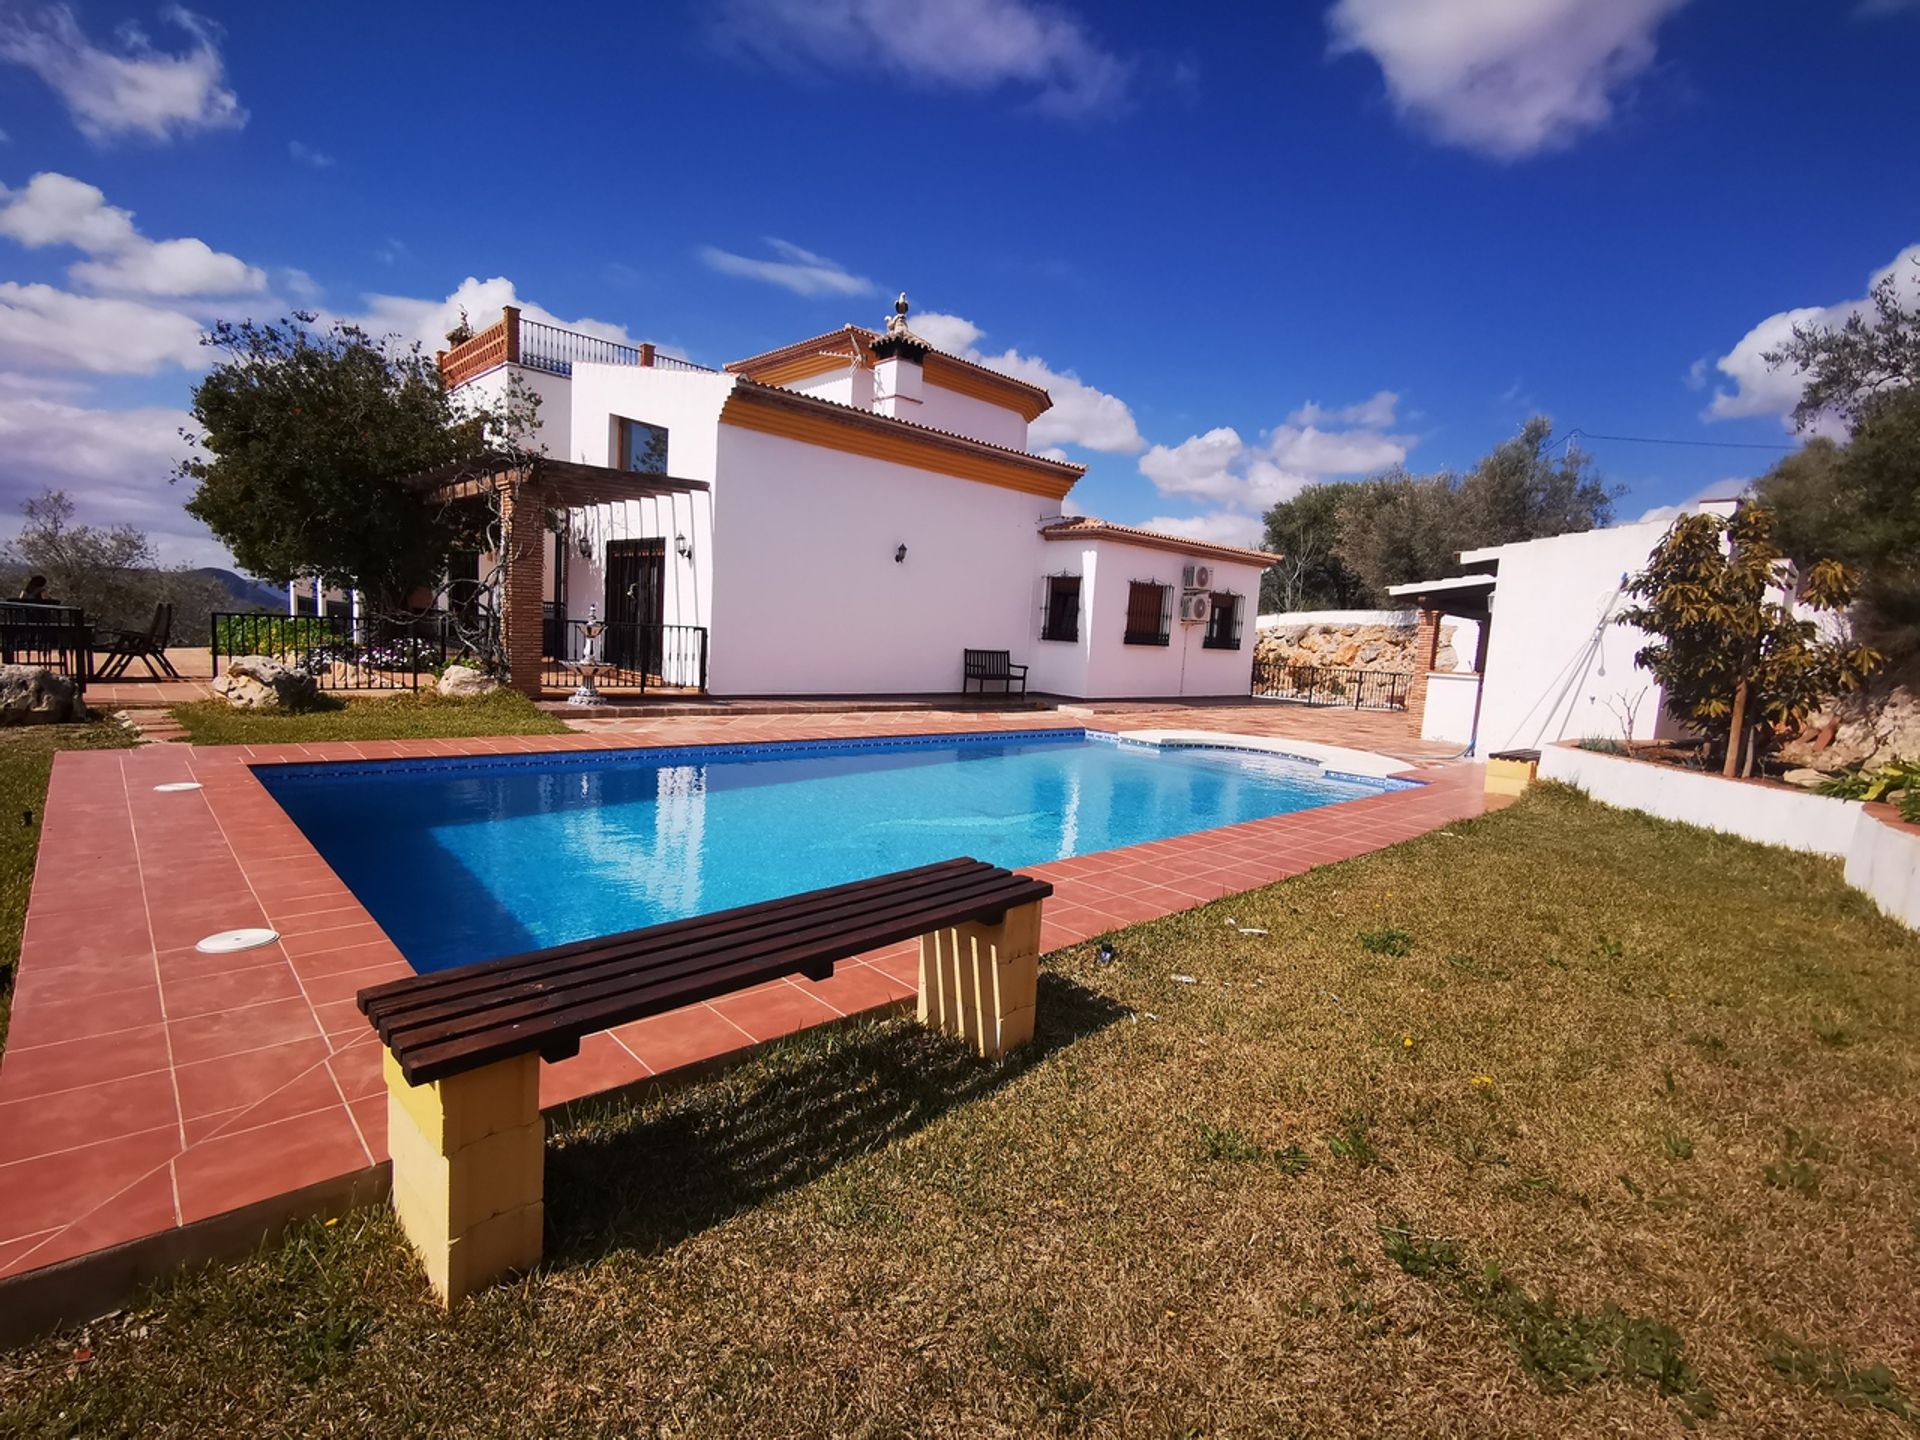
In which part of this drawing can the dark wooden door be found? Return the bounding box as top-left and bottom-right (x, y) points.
(605, 539), (666, 675)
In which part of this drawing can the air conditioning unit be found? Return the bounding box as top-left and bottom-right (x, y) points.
(1182, 562), (1214, 592)
(1180, 592), (1212, 624)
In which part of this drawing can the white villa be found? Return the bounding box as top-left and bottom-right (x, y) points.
(425, 298), (1274, 700)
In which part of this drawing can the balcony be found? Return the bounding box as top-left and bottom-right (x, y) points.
(438, 306), (714, 388)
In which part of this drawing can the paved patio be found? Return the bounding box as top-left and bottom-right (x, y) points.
(0, 707), (1485, 1293)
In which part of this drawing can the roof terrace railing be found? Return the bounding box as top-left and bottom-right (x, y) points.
(439, 306), (713, 387)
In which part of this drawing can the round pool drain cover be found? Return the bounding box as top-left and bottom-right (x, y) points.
(196, 927), (279, 954)
(153, 782), (203, 793)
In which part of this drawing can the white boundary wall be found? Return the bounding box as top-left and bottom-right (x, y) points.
(1539, 744), (1864, 855)
(1538, 743), (1920, 932)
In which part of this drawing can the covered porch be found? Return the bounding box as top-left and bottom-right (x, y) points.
(407, 455), (712, 699)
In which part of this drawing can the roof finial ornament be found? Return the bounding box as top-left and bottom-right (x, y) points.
(887, 291), (910, 334)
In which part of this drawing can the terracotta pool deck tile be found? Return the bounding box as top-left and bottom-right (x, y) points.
(173, 1106), (371, 1226)
(538, 1032), (650, 1109)
(195, 1063), (352, 1144)
(298, 961), (411, 1007)
(313, 997), (371, 1038)
(152, 942), (289, 986)
(0, 1022), (172, 1101)
(172, 1036), (332, 1120)
(325, 1045), (385, 1103)
(279, 922), (393, 960)
(0, 1071), (180, 1164)
(805, 960), (915, 1017)
(274, 904), (380, 938)
(709, 979), (842, 1046)
(160, 959), (307, 1020)
(9, 982), (164, 1044)
(16, 1166), (181, 1276)
(167, 996), (323, 1067)
(0, 1126), (180, 1248)
(612, 1004), (765, 1078)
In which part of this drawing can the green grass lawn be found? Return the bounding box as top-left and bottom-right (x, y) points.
(4, 785), (1919, 1437)
(170, 689), (570, 745)
(0, 718), (135, 1052)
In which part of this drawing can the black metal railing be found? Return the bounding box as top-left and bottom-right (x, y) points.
(542, 621), (708, 694)
(1251, 659), (1411, 710)
(517, 319), (715, 379)
(0, 602), (92, 691)
(210, 611), (457, 691)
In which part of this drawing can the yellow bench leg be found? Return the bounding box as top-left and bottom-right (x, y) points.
(917, 900), (1042, 1059)
(1484, 756), (1539, 796)
(383, 1051), (544, 1305)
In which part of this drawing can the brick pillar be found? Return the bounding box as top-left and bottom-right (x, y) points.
(498, 479), (546, 697)
(1405, 607), (1443, 723)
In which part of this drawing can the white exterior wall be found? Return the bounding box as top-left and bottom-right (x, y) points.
(1473, 519), (1690, 753)
(916, 382), (1029, 450)
(1077, 542), (1263, 699)
(1420, 671), (1481, 745)
(788, 368), (872, 410)
(704, 423), (1053, 694)
(450, 364), (574, 464)
(561, 364), (733, 634)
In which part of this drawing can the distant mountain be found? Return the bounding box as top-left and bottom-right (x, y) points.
(191, 567), (284, 612)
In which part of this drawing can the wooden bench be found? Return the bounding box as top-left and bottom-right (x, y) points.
(962, 648), (1028, 696)
(359, 857), (1052, 1303)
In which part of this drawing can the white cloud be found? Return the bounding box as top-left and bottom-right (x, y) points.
(711, 0), (1132, 119)
(911, 309), (1144, 454)
(1705, 242), (1920, 432)
(288, 140), (334, 168)
(1326, 0), (1691, 158)
(341, 276), (643, 354)
(0, 4), (245, 143)
(1287, 389), (1398, 428)
(0, 172), (264, 296)
(699, 238), (874, 298)
(1137, 511), (1266, 549)
(1135, 392), (1414, 549)
(0, 282), (206, 372)
(0, 380), (228, 563)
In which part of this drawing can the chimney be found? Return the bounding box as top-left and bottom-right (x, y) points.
(870, 292), (928, 419)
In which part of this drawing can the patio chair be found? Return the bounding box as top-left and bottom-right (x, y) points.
(95, 603), (181, 681)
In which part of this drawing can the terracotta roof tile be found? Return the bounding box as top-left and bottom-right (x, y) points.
(1040, 516), (1279, 568)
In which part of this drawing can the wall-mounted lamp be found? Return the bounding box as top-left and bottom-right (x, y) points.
(575, 532), (592, 560)
(675, 532), (693, 561)
(895, 543), (908, 564)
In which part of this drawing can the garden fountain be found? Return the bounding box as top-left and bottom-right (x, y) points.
(567, 604), (610, 707)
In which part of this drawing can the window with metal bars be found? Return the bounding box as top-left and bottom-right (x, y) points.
(1203, 591), (1243, 649)
(1124, 581), (1171, 646)
(1040, 574), (1081, 642)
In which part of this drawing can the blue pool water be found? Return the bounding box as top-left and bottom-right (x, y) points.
(258, 730), (1402, 974)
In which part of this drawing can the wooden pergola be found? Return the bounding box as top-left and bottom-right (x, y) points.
(404, 454), (710, 696)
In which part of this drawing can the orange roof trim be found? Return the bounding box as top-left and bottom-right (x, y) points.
(1040, 516), (1280, 569)
(726, 325), (1053, 423)
(720, 380), (1083, 501)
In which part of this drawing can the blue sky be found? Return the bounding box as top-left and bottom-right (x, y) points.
(1, 0), (1917, 566)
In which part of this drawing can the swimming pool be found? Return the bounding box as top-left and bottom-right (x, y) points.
(258, 730), (1406, 973)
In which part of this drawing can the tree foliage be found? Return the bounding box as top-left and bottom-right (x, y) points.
(1620, 506), (1880, 775)
(1764, 263), (1920, 432)
(178, 314), (527, 600)
(1260, 416), (1618, 607)
(1258, 481), (1372, 612)
(1, 490), (231, 645)
(1757, 374), (1920, 659)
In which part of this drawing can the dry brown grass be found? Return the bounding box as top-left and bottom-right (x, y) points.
(4, 783), (1918, 1438)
